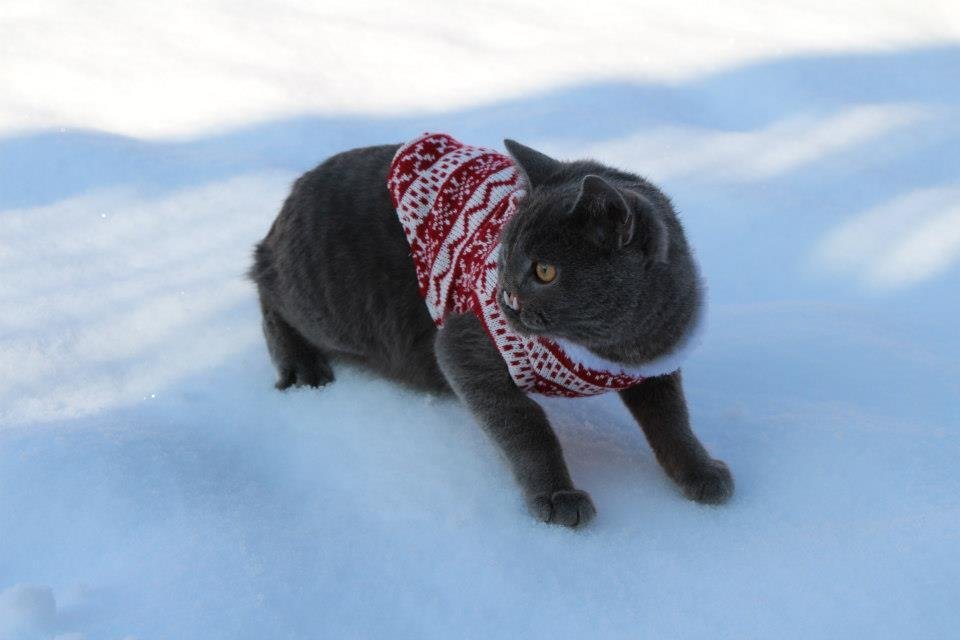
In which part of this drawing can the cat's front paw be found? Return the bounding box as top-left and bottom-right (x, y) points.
(529, 489), (596, 528)
(678, 458), (734, 505)
(274, 355), (334, 390)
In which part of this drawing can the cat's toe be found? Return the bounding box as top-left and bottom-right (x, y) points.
(275, 368), (297, 390)
(274, 357), (334, 390)
(679, 459), (734, 505)
(530, 489), (596, 528)
(297, 358), (334, 388)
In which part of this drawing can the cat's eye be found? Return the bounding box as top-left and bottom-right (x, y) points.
(534, 262), (557, 284)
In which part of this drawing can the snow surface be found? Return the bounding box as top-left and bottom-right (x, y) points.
(2, 2), (959, 639)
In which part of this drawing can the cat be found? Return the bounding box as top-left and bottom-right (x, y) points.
(249, 133), (733, 528)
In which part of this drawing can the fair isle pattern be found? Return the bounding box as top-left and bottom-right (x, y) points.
(388, 132), (649, 397)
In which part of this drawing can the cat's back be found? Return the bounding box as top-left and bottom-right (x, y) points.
(251, 142), (433, 357)
(254, 143), (408, 280)
(266, 143), (402, 249)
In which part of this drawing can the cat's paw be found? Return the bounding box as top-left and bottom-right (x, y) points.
(678, 458), (734, 505)
(274, 356), (334, 390)
(529, 489), (596, 528)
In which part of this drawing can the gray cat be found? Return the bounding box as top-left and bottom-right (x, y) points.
(249, 136), (733, 528)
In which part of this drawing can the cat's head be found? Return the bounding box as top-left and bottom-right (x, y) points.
(497, 139), (703, 366)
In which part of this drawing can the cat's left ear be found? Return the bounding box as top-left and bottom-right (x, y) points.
(575, 175), (668, 261)
(504, 139), (561, 190)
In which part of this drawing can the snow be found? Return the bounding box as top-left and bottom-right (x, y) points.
(3, 1), (958, 139)
(2, 2), (959, 639)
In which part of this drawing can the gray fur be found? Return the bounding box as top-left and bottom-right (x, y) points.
(249, 144), (449, 394)
(249, 139), (733, 528)
(496, 149), (702, 365)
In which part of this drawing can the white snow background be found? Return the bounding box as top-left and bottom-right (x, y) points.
(2, 1), (959, 638)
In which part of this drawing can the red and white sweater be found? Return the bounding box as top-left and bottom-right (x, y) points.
(388, 132), (694, 397)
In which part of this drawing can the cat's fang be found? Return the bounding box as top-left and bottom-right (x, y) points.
(503, 289), (521, 311)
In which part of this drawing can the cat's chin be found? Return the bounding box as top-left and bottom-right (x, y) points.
(499, 301), (542, 336)
(502, 311), (534, 336)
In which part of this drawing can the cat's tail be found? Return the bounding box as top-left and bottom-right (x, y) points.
(247, 241), (275, 286)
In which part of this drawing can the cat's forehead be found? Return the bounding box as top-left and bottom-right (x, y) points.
(507, 201), (566, 246)
(527, 180), (580, 205)
(505, 207), (588, 260)
(513, 184), (579, 227)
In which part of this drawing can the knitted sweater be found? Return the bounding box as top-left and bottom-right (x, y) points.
(388, 132), (691, 397)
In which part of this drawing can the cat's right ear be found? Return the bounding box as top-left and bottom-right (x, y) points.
(504, 139), (561, 190)
(574, 175), (669, 262)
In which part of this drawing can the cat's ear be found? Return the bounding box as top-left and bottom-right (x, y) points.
(575, 175), (669, 261)
(574, 175), (635, 250)
(504, 139), (561, 190)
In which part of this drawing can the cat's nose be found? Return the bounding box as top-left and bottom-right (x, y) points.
(503, 289), (522, 312)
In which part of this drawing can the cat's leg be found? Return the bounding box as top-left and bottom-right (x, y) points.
(435, 313), (595, 527)
(619, 371), (733, 504)
(257, 295), (334, 390)
(395, 330), (451, 394)
(378, 328), (451, 394)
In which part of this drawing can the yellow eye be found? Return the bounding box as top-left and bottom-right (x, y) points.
(534, 262), (557, 283)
